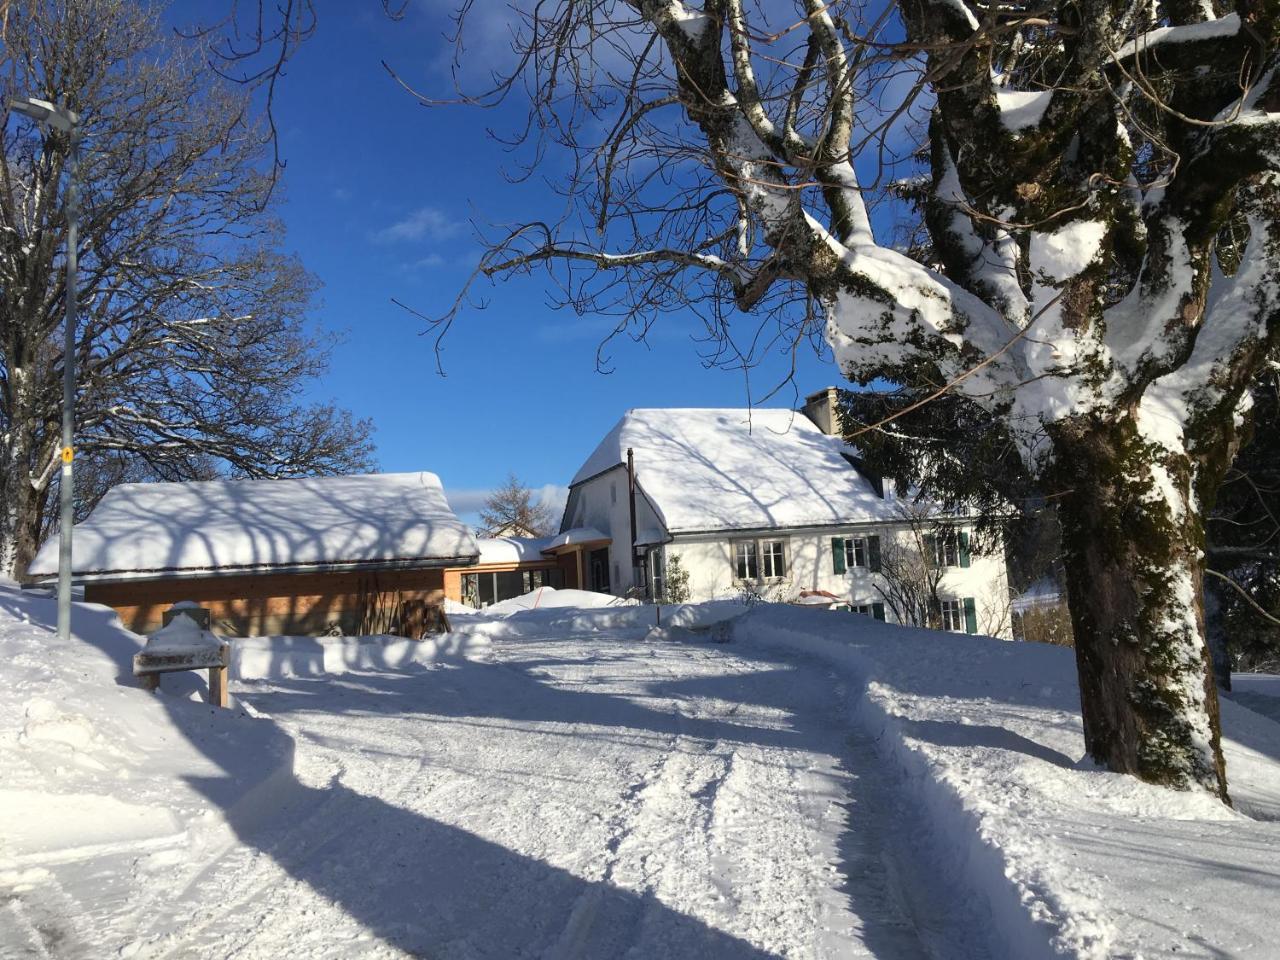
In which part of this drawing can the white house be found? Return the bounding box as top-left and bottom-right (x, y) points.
(560, 389), (1012, 637)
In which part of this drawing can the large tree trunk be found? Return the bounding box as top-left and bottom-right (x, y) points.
(0, 385), (54, 581)
(0, 446), (51, 582)
(0, 458), (46, 578)
(1053, 417), (1229, 800)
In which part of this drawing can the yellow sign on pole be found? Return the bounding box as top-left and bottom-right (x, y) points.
(61, 446), (74, 464)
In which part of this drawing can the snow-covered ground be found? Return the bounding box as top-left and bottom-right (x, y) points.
(3, 583), (1280, 959)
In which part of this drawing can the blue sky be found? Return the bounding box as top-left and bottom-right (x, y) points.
(231, 5), (855, 520)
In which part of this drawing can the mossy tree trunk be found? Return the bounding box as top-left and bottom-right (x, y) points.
(1053, 417), (1228, 799)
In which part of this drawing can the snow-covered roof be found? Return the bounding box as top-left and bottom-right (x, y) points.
(476, 536), (556, 565)
(570, 408), (897, 534)
(542, 527), (610, 551)
(28, 472), (480, 579)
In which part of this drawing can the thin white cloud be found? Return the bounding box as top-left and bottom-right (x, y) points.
(445, 483), (570, 529)
(534, 484), (570, 520)
(372, 206), (463, 244)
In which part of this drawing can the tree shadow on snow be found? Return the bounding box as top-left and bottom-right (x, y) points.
(180, 768), (781, 958)
(25, 594), (781, 957)
(227, 648), (946, 959)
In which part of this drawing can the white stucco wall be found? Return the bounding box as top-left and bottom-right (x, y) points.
(563, 467), (662, 595)
(659, 524), (1012, 639)
(564, 472), (1012, 639)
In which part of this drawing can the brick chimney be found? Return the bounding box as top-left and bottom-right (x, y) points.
(801, 386), (841, 436)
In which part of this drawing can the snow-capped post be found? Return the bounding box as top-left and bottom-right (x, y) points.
(412, 1), (1280, 800)
(134, 603), (229, 708)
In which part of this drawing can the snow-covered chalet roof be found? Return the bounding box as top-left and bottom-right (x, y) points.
(27, 472), (480, 580)
(476, 536), (555, 565)
(570, 408), (898, 534)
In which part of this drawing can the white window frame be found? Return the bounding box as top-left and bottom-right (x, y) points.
(934, 533), (959, 568)
(845, 536), (869, 569)
(761, 539), (787, 579)
(940, 599), (964, 632)
(851, 604), (872, 616)
(650, 549), (665, 601)
(732, 539), (759, 581)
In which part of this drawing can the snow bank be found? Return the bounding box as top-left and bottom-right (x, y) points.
(0, 583), (295, 876)
(452, 595), (750, 643)
(483, 586), (634, 616)
(733, 604), (1280, 960)
(229, 631), (491, 681)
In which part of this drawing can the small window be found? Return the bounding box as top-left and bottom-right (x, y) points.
(732, 540), (758, 580)
(761, 540), (787, 579)
(845, 537), (868, 568)
(940, 599), (964, 632)
(934, 533), (959, 568)
(610, 482), (617, 505)
(851, 604), (872, 615)
(651, 550), (665, 600)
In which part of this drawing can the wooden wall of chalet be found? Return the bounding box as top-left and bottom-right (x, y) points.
(86, 567), (447, 637)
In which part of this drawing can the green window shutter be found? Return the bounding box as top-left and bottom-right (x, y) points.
(831, 537), (846, 575)
(872, 602), (885, 622)
(868, 535), (882, 573)
(958, 531), (971, 568)
(964, 597), (978, 634)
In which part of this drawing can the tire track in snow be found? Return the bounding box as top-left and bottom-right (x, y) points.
(115, 631), (971, 958)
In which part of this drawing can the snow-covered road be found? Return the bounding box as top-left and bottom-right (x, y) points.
(125, 628), (978, 959)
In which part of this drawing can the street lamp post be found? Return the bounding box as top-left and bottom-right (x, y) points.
(10, 97), (81, 642)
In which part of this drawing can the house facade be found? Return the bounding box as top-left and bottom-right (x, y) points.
(560, 390), (1012, 637)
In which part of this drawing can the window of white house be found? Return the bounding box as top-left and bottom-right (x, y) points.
(610, 482), (617, 505)
(650, 550), (665, 600)
(832, 534), (881, 574)
(761, 540), (787, 579)
(846, 537), (868, 568)
(732, 540), (759, 580)
(852, 604), (871, 615)
(940, 599), (964, 632)
(933, 533), (959, 568)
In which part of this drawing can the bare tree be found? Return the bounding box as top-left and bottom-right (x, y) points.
(0, 0), (375, 578)
(401, 0), (1280, 799)
(479, 472), (556, 537)
(875, 502), (948, 629)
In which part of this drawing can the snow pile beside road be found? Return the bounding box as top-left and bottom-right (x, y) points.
(229, 631), (491, 681)
(483, 586), (637, 615)
(735, 604), (1280, 960)
(0, 583), (294, 885)
(453, 594), (750, 642)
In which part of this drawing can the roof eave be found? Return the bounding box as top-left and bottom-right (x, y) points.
(32, 553), (482, 586)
